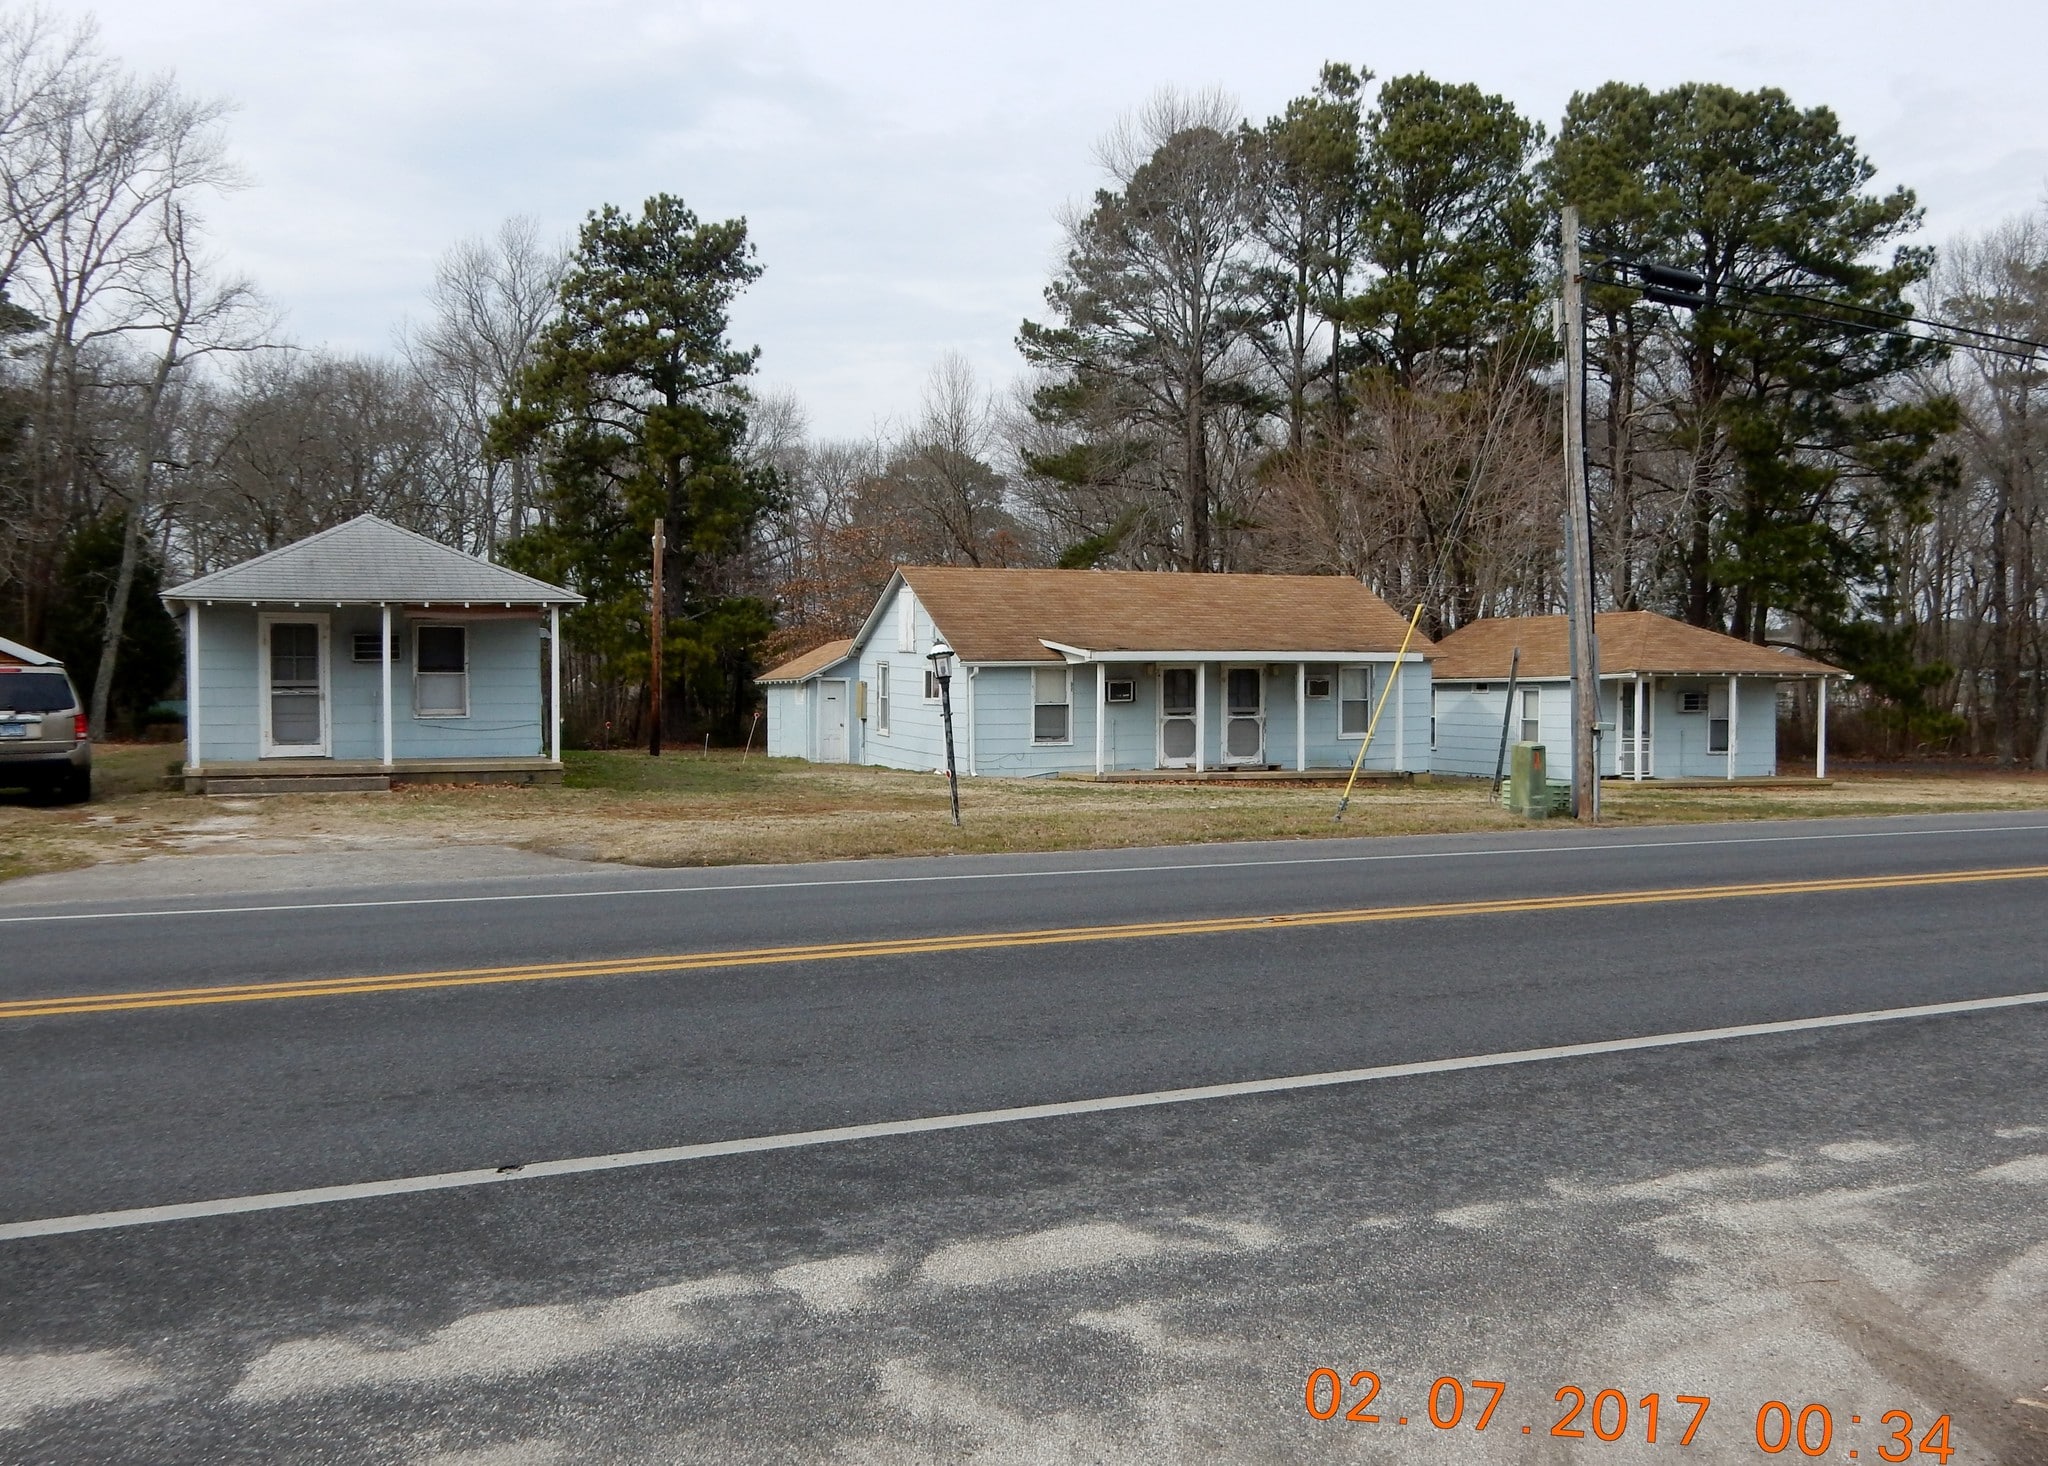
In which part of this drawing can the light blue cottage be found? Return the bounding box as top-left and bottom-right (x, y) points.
(760, 567), (1434, 778)
(1429, 611), (1843, 782)
(161, 515), (582, 792)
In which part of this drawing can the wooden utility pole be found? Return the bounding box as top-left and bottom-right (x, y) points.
(1560, 207), (1601, 821)
(648, 519), (665, 757)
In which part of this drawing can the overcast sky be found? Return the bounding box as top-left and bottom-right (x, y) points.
(85, 0), (2048, 439)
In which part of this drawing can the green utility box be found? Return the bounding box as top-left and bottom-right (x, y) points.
(1507, 741), (1548, 818)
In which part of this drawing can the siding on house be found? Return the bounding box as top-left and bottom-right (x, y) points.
(1432, 674), (1785, 779)
(189, 606), (546, 763)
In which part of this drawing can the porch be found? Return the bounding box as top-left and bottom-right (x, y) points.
(1061, 767), (1418, 784)
(181, 756), (564, 795)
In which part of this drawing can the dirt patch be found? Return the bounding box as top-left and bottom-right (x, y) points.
(5, 745), (2048, 885)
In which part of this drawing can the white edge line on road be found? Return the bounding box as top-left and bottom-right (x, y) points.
(6, 818), (2048, 925)
(6, 986), (2043, 1242)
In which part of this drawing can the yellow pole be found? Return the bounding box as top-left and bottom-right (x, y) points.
(1333, 602), (1427, 822)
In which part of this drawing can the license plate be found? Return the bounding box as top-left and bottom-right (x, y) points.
(0, 724), (27, 738)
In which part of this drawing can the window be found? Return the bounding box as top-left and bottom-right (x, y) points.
(896, 596), (915, 653)
(1105, 678), (1136, 704)
(1305, 675), (1332, 700)
(1472, 683), (1490, 693)
(876, 662), (891, 734)
(0, 671), (76, 714)
(352, 630), (399, 663)
(1679, 690), (1709, 713)
(1338, 666), (1372, 737)
(1709, 716), (1730, 753)
(414, 625), (468, 717)
(1520, 687), (1540, 744)
(923, 668), (941, 701)
(1033, 666), (1070, 743)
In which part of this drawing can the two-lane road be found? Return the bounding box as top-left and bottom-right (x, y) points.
(2, 811), (2045, 1463)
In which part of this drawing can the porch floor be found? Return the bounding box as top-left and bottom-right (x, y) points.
(1062, 767), (1418, 785)
(1606, 775), (1834, 788)
(180, 757), (563, 795)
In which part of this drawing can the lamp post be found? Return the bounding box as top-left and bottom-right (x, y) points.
(928, 637), (961, 827)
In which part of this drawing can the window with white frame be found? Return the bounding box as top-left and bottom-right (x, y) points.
(1338, 666), (1372, 737)
(413, 625), (468, 716)
(897, 595), (915, 653)
(1520, 687), (1540, 743)
(1033, 666), (1071, 743)
(876, 662), (891, 734)
(923, 668), (941, 701)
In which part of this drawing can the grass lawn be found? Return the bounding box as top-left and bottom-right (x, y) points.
(3, 743), (2047, 885)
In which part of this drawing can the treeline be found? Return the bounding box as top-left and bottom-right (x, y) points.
(2, 9), (2044, 760)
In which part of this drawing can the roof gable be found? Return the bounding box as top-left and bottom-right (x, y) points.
(0, 634), (60, 666)
(890, 567), (1428, 662)
(163, 515), (582, 606)
(1432, 611), (1842, 680)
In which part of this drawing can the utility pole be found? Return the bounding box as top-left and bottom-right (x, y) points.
(1560, 206), (1600, 822)
(648, 519), (665, 758)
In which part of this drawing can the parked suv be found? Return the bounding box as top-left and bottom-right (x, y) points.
(0, 661), (92, 803)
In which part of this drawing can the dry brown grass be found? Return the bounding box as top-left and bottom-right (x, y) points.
(4, 745), (2047, 885)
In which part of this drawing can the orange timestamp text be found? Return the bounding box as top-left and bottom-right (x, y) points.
(1302, 1371), (1958, 1461)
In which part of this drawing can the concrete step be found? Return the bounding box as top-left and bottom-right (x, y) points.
(195, 774), (392, 795)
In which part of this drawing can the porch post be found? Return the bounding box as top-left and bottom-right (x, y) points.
(1726, 674), (1738, 780)
(1815, 676), (1828, 779)
(965, 666), (977, 776)
(1295, 662), (1306, 771)
(1194, 663), (1206, 773)
(185, 603), (201, 770)
(1633, 674), (1646, 781)
(1094, 661), (1105, 778)
(548, 603), (561, 764)
(1394, 656), (1406, 771)
(380, 603), (394, 769)
(1647, 677), (1657, 778)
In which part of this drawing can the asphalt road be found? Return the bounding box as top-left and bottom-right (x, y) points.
(1, 811), (2045, 1464)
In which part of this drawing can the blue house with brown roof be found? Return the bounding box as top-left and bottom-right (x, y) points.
(760, 567), (1434, 778)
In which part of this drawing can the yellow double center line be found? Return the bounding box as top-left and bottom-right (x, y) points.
(7, 864), (2045, 1023)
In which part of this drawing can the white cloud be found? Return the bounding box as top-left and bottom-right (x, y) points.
(80, 0), (2048, 437)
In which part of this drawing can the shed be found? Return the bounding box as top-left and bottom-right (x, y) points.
(773, 567), (1433, 778)
(0, 635), (62, 668)
(161, 515), (583, 793)
(1429, 611), (1843, 781)
(760, 638), (857, 762)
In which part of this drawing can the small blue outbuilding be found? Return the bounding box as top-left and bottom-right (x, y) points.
(161, 515), (582, 793)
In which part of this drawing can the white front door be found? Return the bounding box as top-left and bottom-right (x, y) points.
(1158, 666), (1197, 767)
(817, 678), (849, 762)
(1223, 665), (1264, 764)
(260, 614), (329, 757)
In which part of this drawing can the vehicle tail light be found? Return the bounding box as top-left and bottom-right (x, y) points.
(74, 713), (89, 740)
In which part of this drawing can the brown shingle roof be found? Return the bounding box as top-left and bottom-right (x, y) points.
(758, 637), (856, 684)
(1432, 612), (1842, 680)
(897, 567), (1428, 663)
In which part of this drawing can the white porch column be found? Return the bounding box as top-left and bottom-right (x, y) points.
(965, 666), (977, 776)
(1194, 663), (1206, 773)
(1094, 661), (1106, 778)
(1633, 675), (1646, 781)
(380, 603), (394, 769)
(1295, 662), (1306, 771)
(1815, 676), (1828, 779)
(1726, 674), (1738, 780)
(1647, 677), (1657, 778)
(548, 603), (561, 764)
(1394, 656), (1406, 771)
(185, 603), (201, 770)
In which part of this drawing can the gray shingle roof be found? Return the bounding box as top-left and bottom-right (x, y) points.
(162, 515), (583, 606)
